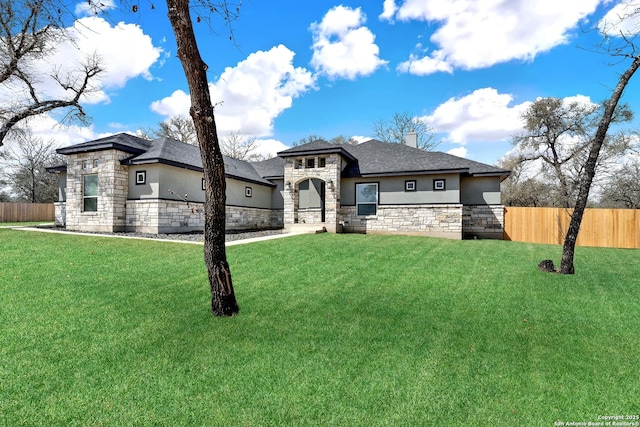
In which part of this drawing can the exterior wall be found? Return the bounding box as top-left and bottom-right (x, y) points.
(283, 154), (342, 232)
(462, 205), (505, 239)
(227, 178), (272, 209)
(340, 174), (460, 205)
(54, 202), (66, 226)
(339, 204), (463, 239)
(270, 179), (285, 210)
(460, 176), (502, 205)
(125, 199), (282, 233)
(65, 149), (129, 232)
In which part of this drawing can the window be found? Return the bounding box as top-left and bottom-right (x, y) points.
(135, 171), (146, 185)
(82, 160), (90, 170)
(295, 159), (303, 169)
(93, 159), (100, 168)
(405, 180), (416, 192)
(83, 174), (98, 212)
(434, 179), (446, 191)
(245, 186), (252, 197)
(306, 158), (315, 168)
(319, 157), (326, 168)
(356, 183), (378, 216)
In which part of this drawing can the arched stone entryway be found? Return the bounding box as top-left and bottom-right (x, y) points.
(294, 178), (326, 225)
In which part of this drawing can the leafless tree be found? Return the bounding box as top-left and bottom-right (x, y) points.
(149, 114), (198, 144)
(220, 132), (266, 161)
(0, 0), (103, 146)
(0, 130), (62, 202)
(373, 112), (439, 150)
(598, 157), (640, 208)
(512, 98), (633, 208)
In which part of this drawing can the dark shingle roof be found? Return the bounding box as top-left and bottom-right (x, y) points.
(277, 140), (356, 161)
(250, 156), (285, 179)
(57, 134), (275, 186)
(57, 133), (152, 155)
(341, 140), (509, 178)
(123, 137), (275, 186)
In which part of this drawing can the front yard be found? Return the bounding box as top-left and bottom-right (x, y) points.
(1, 229), (638, 426)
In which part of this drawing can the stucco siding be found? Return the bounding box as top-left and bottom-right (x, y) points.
(340, 174), (460, 206)
(460, 176), (502, 205)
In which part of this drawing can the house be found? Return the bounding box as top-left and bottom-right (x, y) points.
(49, 132), (509, 239)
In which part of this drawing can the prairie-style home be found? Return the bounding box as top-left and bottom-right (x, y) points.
(49, 133), (509, 239)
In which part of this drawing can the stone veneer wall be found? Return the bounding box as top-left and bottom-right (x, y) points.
(462, 205), (505, 239)
(65, 150), (129, 232)
(53, 202), (66, 226)
(338, 204), (463, 239)
(283, 154), (341, 232)
(125, 199), (283, 233)
(296, 208), (323, 224)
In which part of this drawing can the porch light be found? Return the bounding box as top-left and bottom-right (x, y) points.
(328, 179), (335, 191)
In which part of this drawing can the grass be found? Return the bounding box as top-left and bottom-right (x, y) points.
(1, 229), (639, 426)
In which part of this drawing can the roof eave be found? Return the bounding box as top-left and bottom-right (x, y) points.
(278, 147), (357, 162)
(343, 168), (469, 178)
(57, 142), (147, 156)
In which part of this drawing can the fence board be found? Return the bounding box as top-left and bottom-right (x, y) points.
(0, 202), (55, 223)
(504, 207), (640, 249)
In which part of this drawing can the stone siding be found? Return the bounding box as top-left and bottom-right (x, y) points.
(338, 204), (463, 239)
(65, 150), (129, 232)
(283, 154), (341, 232)
(125, 199), (283, 233)
(54, 202), (66, 227)
(462, 205), (505, 239)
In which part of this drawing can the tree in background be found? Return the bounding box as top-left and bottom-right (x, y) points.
(598, 157), (640, 208)
(498, 155), (558, 207)
(220, 132), (267, 161)
(292, 134), (359, 146)
(148, 114), (198, 144)
(511, 97), (633, 208)
(148, 115), (267, 161)
(0, 131), (61, 202)
(372, 112), (438, 151)
(0, 0), (103, 146)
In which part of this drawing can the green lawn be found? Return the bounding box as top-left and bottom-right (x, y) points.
(1, 229), (638, 426)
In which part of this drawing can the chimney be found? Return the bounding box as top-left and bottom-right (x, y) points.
(406, 130), (417, 148)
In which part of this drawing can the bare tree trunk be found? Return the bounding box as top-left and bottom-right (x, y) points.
(559, 55), (640, 274)
(166, 0), (239, 315)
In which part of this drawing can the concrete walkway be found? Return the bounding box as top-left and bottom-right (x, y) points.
(4, 225), (310, 246)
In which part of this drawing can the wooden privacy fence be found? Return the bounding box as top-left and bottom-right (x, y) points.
(504, 207), (640, 249)
(0, 202), (55, 223)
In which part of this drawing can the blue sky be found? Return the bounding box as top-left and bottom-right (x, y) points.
(10, 0), (640, 165)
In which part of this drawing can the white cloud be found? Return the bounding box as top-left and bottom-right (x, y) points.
(389, 0), (603, 74)
(254, 139), (290, 158)
(0, 17), (162, 109)
(447, 147), (468, 158)
(19, 115), (108, 148)
(75, 0), (116, 16)
(599, 1), (640, 36)
(351, 135), (371, 144)
(151, 45), (316, 138)
(379, 0), (398, 21)
(422, 87), (532, 145)
(310, 6), (388, 79)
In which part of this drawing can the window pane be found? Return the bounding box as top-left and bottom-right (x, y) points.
(357, 204), (376, 216)
(356, 183), (377, 203)
(84, 197), (97, 212)
(83, 175), (98, 197)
